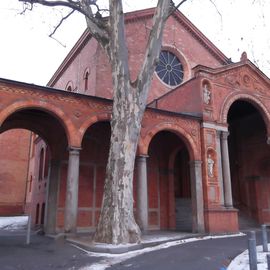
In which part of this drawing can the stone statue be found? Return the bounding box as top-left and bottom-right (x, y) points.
(203, 84), (211, 104)
(207, 154), (214, 177)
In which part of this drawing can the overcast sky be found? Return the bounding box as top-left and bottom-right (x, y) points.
(0, 0), (269, 86)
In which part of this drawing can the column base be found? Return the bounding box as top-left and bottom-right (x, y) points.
(204, 207), (239, 233)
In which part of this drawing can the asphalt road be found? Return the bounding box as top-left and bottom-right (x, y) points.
(108, 235), (249, 270)
(0, 230), (268, 270)
(0, 231), (101, 270)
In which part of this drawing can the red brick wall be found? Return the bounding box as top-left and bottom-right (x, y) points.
(0, 129), (31, 215)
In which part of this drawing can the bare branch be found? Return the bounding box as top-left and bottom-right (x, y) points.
(19, 2), (34, 14)
(49, 35), (67, 47)
(168, 0), (189, 17)
(136, 0), (171, 106)
(19, 0), (83, 14)
(49, 9), (75, 38)
(108, 0), (130, 82)
(208, 0), (223, 26)
(19, 0), (110, 51)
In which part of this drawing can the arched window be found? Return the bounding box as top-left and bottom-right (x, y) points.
(28, 175), (32, 193)
(35, 203), (40, 225)
(38, 148), (44, 181)
(84, 71), (89, 91)
(41, 203), (46, 225)
(44, 147), (50, 178)
(65, 81), (74, 92)
(83, 68), (90, 92)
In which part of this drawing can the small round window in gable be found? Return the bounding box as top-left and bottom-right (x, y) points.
(155, 50), (184, 86)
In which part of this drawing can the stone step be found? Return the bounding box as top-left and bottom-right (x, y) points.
(175, 198), (192, 232)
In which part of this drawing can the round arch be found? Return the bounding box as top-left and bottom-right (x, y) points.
(220, 92), (270, 135)
(78, 112), (111, 146)
(139, 122), (199, 160)
(0, 100), (78, 147)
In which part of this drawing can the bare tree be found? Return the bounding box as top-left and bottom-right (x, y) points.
(19, 0), (187, 244)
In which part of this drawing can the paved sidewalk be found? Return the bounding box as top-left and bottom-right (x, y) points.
(67, 230), (198, 254)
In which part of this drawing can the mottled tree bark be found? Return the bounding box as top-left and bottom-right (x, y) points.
(94, 84), (143, 243)
(94, 0), (171, 244)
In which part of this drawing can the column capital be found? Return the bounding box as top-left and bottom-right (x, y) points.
(137, 154), (149, 159)
(221, 131), (230, 140)
(216, 130), (222, 138)
(189, 160), (202, 167)
(67, 147), (81, 154)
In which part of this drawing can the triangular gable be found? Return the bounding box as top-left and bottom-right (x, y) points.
(125, 8), (229, 65)
(48, 7), (229, 87)
(193, 60), (270, 96)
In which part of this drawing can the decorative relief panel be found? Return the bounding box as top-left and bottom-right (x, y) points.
(203, 109), (213, 119)
(202, 80), (212, 105)
(144, 111), (199, 131)
(0, 85), (113, 112)
(206, 148), (217, 183)
(206, 130), (216, 147)
(142, 111), (201, 158)
(214, 67), (269, 96)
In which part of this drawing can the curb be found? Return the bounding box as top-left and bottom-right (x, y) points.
(66, 233), (200, 254)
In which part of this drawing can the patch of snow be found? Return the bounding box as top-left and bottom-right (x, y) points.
(228, 244), (270, 270)
(0, 216), (28, 231)
(77, 233), (245, 270)
(91, 242), (136, 248)
(142, 233), (190, 243)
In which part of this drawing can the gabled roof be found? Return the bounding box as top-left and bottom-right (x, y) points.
(193, 59), (270, 85)
(193, 59), (270, 98)
(150, 59), (270, 113)
(47, 29), (91, 87)
(47, 7), (230, 87)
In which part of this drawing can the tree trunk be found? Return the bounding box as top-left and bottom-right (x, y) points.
(94, 83), (142, 244)
(94, 0), (171, 245)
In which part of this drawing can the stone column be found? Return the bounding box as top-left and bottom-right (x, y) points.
(221, 131), (233, 208)
(64, 147), (81, 234)
(216, 131), (225, 206)
(136, 155), (148, 231)
(44, 159), (61, 234)
(190, 160), (205, 233)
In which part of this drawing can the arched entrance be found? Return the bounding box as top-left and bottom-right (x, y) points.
(0, 107), (68, 233)
(66, 121), (110, 231)
(147, 130), (193, 232)
(227, 100), (270, 228)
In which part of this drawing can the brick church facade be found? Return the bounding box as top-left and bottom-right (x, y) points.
(1, 8), (270, 234)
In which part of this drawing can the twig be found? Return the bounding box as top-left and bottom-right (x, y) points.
(49, 35), (66, 47)
(49, 9), (75, 38)
(20, 2), (34, 14)
(208, 0), (223, 27)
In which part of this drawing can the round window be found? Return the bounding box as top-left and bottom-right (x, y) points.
(155, 50), (184, 86)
